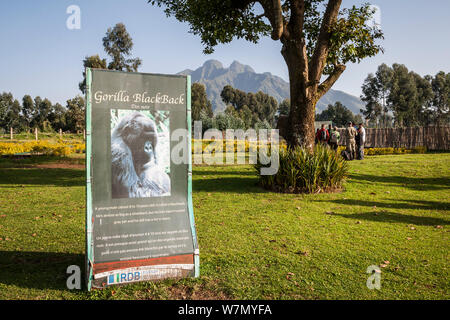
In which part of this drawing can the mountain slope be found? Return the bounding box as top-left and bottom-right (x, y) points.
(178, 60), (364, 115)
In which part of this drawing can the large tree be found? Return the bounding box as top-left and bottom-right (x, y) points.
(388, 64), (419, 127)
(149, 0), (383, 148)
(66, 96), (85, 133)
(103, 23), (142, 72)
(191, 82), (213, 122)
(430, 71), (449, 126)
(22, 95), (36, 130)
(79, 55), (107, 94)
(79, 23), (141, 94)
(0, 92), (13, 129)
(361, 63), (393, 127)
(360, 73), (382, 126)
(1, 93), (25, 131)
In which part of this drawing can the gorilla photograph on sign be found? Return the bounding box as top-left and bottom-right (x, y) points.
(110, 109), (171, 199)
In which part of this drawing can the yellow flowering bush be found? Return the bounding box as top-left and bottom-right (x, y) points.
(1, 139), (425, 158)
(336, 145), (427, 156)
(0, 140), (85, 156)
(192, 139), (285, 154)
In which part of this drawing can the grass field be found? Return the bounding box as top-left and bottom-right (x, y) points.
(0, 153), (448, 300)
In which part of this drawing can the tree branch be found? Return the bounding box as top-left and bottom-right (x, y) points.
(316, 64), (346, 99)
(309, 0), (342, 85)
(259, 0), (285, 40)
(288, 0), (305, 39)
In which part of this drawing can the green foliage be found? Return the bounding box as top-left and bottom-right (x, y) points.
(103, 23), (142, 72)
(191, 83), (213, 122)
(33, 97), (53, 131)
(316, 101), (361, 127)
(277, 98), (290, 117)
(21, 95), (36, 128)
(49, 103), (67, 132)
(79, 23), (141, 94)
(0, 92), (14, 129)
(429, 71), (450, 125)
(221, 85), (278, 128)
(79, 55), (107, 94)
(255, 143), (348, 194)
(65, 96), (85, 133)
(361, 63), (449, 127)
(212, 113), (245, 131)
(149, 0), (271, 54)
(149, 1), (385, 147)
(324, 4), (384, 74)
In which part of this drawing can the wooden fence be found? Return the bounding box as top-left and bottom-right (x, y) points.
(337, 126), (450, 150)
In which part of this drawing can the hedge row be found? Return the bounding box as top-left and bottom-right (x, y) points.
(0, 140), (427, 157)
(0, 141), (85, 156)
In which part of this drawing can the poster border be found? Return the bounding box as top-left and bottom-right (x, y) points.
(186, 75), (200, 277)
(85, 67), (94, 291)
(84, 68), (199, 290)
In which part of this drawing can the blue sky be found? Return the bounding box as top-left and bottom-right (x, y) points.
(0, 0), (449, 105)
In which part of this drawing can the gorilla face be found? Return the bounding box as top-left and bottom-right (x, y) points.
(113, 111), (158, 176)
(119, 112), (158, 147)
(143, 140), (155, 163)
(111, 110), (171, 199)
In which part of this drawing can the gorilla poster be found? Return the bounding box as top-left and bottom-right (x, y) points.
(110, 109), (171, 199)
(86, 68), (199, 290)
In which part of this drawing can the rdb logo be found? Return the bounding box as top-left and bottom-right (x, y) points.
(108, 272), (141, 284)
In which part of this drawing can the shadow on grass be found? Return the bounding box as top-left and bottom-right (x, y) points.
(348, 173), (450, 191)
(193, 176), (264, 193)
(314, 198), (450, 211)
(0, 155), (85, 168)
(331, 211), (449, 226)
(0, 167), (84, 187)
(193, 169), (257, 176)
(0, 251), (84, 291)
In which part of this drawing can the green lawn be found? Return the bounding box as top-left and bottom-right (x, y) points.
(0, 153), (448, 300)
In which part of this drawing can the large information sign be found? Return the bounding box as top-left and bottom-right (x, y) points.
(85, 68), (199, 290)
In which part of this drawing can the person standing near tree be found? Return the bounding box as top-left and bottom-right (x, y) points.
(327, 124), (333, 146)
(315, 128), (321, 144)
(317, 124), (330, 145)
(345, 121), (357, 159)
(329, 126), (340, 151)
(357, 123), (366, 160)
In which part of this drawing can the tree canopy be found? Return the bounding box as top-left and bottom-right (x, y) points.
(221, 85), (278, 128)
(191, 83), (213, 122)
(316, 101), (362, 127)
(79, 23), (141, 94)
(361, 63), (449, 127)
(149, 0), (384, 147)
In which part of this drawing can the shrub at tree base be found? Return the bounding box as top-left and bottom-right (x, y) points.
(255, 144), (349, 194)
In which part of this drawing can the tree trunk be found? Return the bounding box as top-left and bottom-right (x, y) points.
(281, 41), (316, 150)
(286, 91), (316, 150)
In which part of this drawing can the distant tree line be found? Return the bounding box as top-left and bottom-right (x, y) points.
(192, 84), (282, 132)
(0, 92), (85, 134)
(316, 102), (363, 127)
(361, 63), (449, 127)
(0, 23), (143, 135)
